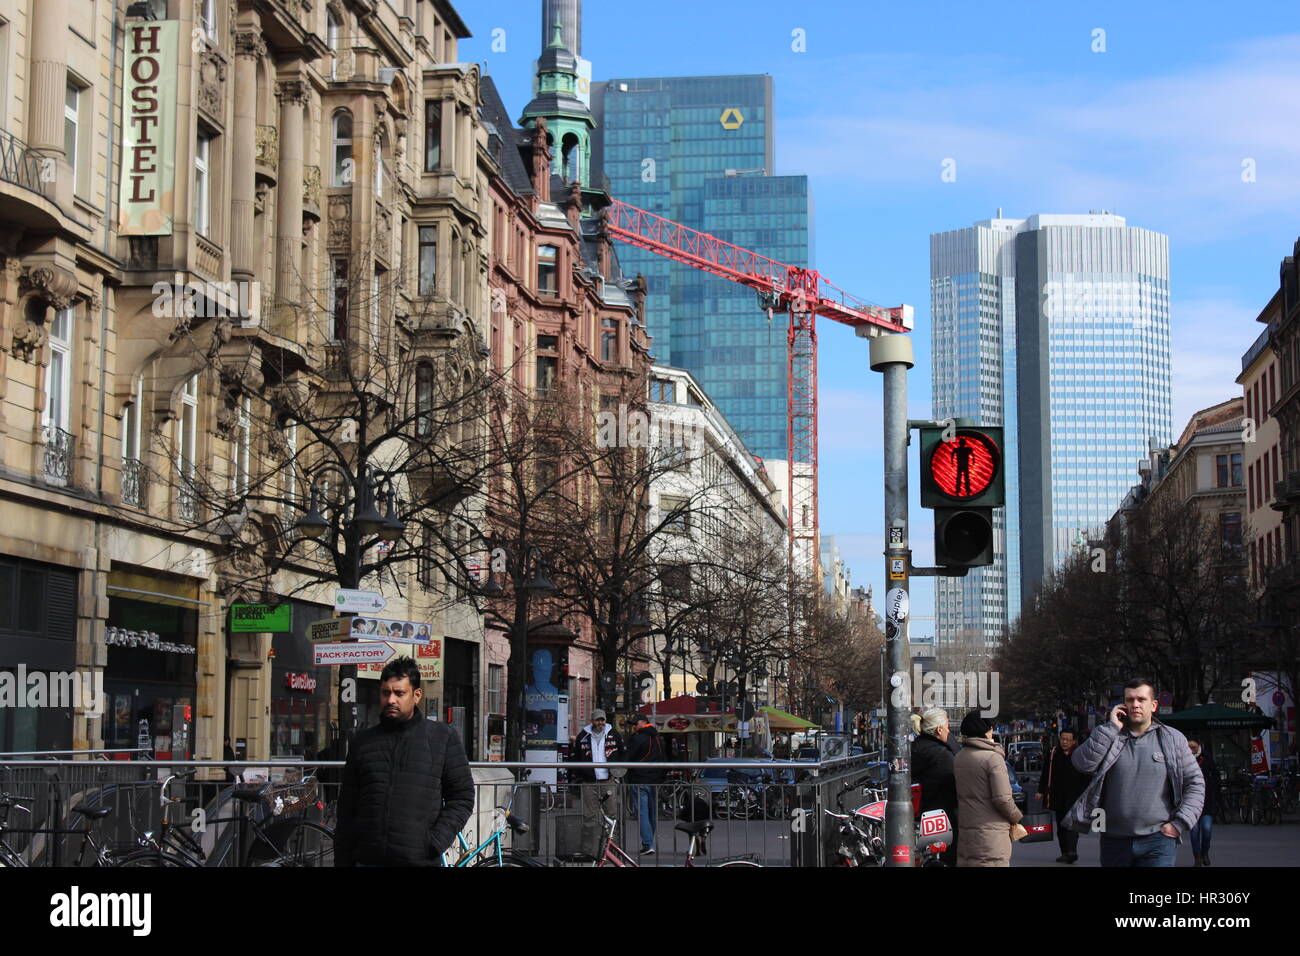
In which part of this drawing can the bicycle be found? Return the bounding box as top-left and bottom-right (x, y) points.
(0, 792), (36, 867)
(115, 773), (333, 867)
(440, 787), (539, 867)
(594, 793), (759, 867)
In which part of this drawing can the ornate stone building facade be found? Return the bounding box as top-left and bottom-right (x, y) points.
(0, 0), (491, 759)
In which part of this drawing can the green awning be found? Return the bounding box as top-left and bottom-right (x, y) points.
(760, 706), (819, 731)
(1161, 704), (1275, 730)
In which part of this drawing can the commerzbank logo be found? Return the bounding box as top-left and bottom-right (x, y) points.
(719, 108), (744, 130)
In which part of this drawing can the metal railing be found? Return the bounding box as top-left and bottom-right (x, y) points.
(121, 457), (146, 507)
(42, 425), (73, 485)
(0, 756), (889, 867)
(0, 127), (51, 197)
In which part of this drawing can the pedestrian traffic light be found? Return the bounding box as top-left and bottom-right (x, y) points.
(919, 425), (1004, 568)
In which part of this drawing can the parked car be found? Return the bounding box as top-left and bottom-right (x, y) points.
(693, 757), (797, 820)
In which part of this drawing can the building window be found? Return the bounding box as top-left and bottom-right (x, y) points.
(1220, 512), (1242, 552)
(329, 257), (349, 341)
(231, 395), (251, 495)
(177, 375), (199, 520)
(536, 355), (557, 394)
(199, 0), (216, 39)
(661, 496), (689, 534)
(332, 111), (353, 186)
(45, 307), (74, 433)
(424, 100), (441, 171)
(64, 80), (88, 194)
(194, 131), (212, 236)
(122, 377), (144, 507)
(327, 8), (341, 79)
(418, 226), (437, 295)
(487, 664), (504, 715)
(650, 378), (674, 403)
(537, 245), (558, 295)
(375, 154), (385, 199)
(1216, 453), (1242, 488)
(415, 362), (433, 438)
(601, 317), (618, 363)
(283, 421), (298, 503)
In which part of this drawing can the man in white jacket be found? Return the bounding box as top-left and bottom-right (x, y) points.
(568, 710), (625, 858)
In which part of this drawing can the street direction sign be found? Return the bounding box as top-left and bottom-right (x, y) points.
(308, 618), (350, 643)
(314, 642), (393, 666)
(335, 588), (387, 613)
(346, 615), (435, 644)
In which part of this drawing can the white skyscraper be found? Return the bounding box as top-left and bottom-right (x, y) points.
(931, 213), (1172, 645)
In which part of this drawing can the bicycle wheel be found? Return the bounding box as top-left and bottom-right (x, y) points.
(114, 848), (188, 867)
(272, 821), (335, 867)
(472, 851), (544, 867)
(714, 860), (762, 867)
(1263, 797), (1280, 826)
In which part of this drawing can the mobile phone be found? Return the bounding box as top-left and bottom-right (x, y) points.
(1113, 705), (1128, 721)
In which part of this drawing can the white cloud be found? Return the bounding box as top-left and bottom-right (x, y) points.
(782, 36), (1300, 243)
(1171, 295), (1260, 428)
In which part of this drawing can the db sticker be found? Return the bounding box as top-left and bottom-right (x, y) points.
(890, 845), (911, 863)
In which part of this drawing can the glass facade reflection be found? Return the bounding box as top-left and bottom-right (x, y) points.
(593, 75), (809, 460)
(931, 214), (1171, 644)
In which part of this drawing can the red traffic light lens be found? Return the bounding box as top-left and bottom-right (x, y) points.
(929, 432), (998, 499)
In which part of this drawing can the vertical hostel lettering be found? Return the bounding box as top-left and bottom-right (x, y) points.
(119, 21), (178, 235)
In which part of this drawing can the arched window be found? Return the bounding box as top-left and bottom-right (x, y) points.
(331, 111), (353, 186)
(415, 361), (433, 438)
(561, 132), (579, 183)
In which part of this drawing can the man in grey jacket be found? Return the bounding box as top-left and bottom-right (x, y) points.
(1062, 678), (1204, 867)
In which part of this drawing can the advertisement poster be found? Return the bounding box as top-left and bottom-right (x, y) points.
(524, 646), (560, 749)
(347, 616), (434, 644)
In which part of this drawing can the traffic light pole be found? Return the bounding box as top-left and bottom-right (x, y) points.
(869, 332), (916, 866)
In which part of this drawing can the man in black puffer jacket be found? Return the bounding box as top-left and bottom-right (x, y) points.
(335, 657), (475, 866)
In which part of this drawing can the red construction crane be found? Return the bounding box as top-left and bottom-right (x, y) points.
(603, 199), (913, 576)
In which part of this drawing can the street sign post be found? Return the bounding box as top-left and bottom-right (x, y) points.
(314, 642), (393, 666)
(334, 588), (387, 614)
(308, 618), (351, 643)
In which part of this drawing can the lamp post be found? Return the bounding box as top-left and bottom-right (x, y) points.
(477, 539), (555, 762)
(296, 463), (405, 758)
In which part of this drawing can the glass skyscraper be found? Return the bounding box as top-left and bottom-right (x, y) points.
(592, 75), (811, 460)
(931, 213), (1171, 645)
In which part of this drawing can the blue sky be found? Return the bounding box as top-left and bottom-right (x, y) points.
(461, 1), (1300, 636)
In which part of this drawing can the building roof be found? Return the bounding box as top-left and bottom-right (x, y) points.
(479, 76), (535, 198)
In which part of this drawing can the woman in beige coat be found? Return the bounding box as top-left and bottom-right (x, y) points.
(953, 711), (1023, 867)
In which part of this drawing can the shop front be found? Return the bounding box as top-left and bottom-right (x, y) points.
(268, 600), (333, 759)
(102, 570), (201, 759)
(0, 555), (79, 752)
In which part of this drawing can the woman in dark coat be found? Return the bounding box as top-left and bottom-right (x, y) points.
(911, 707), (960, 865)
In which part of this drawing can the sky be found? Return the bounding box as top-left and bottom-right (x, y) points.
(460, 0), (1300, 637)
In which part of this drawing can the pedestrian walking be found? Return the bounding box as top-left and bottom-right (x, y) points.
(624, 713), (666, 855)
(334, 657), (475, 866)
(1036, 729), (1091, 863)
(1187, 737), (1217, 866)
(912, 707), (960, 865)
(953, 711), (1023, 867)
(567, 709), (625, 859)
(1062, 678), (1204, 867)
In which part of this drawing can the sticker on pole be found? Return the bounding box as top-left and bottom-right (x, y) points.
(885, 588), (909, 622)
(314, 642), (394, 666)
(889, 558), (905, 581)
(890, 845), (912, 863)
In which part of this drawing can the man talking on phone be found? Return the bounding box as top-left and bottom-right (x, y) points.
(1061, 678), (1204, 866)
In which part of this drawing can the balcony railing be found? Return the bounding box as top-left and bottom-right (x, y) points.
(0, 128), (51, 197)
(177, 482), (198, 523)
(1272, 471), (1300, 511)
(121, 458), (146, 508)
(42, 425), (73, 485)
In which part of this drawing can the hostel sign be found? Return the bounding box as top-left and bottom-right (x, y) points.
(119, 20), (178, 235)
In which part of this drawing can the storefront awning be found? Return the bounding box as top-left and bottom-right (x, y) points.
(759, 706), (818, 731)
(1161, 703), (1275, 730)
(107, 569), (206, 608)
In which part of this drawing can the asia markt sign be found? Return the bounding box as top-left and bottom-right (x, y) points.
(229, 603), (292, 633)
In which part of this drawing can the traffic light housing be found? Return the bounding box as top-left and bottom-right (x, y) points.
(919, 425), (1004, 568)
